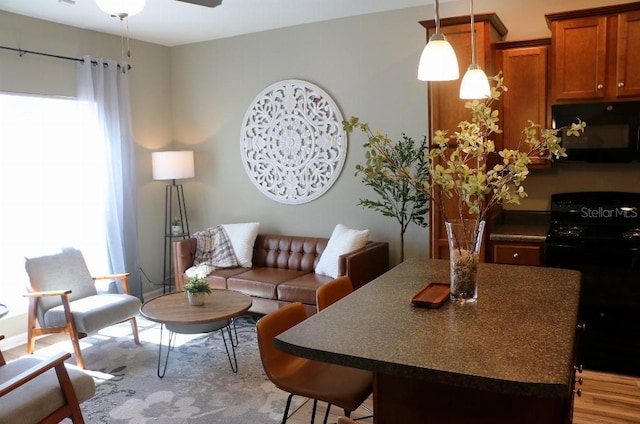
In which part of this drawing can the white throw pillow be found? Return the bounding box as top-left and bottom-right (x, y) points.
(221, 222), (260, 268)
(185, 264), (216, 279)
(315, 224), (370, 279)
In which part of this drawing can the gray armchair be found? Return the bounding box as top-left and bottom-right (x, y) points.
(24, 248), (141, 369)
(0, 334), (95, 423)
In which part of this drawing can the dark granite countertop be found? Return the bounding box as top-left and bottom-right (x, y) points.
(490, 210), (550, 243)
(275, 258), (581, 398)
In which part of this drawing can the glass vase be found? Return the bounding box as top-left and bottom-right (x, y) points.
(445, 219), (485, 304)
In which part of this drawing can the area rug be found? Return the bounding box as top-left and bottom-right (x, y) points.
(35, 314), (306, 423)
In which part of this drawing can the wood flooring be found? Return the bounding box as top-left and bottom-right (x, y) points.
(5, 335), (640, 423)
(573, 370), (640, 424)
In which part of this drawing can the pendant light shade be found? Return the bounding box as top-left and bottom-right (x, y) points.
(97, 0), (145, 18)
(460, 64), (491, 99)
(418, 0), (459, 82)
(418, 33), (460, 81)
(459, 0), (490, 99)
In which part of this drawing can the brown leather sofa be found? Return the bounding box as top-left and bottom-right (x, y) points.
(173, 234), (389, 316)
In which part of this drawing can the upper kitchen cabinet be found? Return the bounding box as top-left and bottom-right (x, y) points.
(547, 2), (640, 103)
(496, 39), (551, 168)
(420, 14), (507, 260)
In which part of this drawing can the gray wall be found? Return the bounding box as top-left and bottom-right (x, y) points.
(0, 0), (638, 341)
(169, 7), (429, 266)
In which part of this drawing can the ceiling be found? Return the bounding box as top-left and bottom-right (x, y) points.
(0, 0), (431, 47)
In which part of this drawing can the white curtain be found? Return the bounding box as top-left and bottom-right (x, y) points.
(76, 56), (141, 299)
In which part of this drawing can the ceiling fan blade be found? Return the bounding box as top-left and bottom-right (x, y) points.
(176, 0), (223, 7)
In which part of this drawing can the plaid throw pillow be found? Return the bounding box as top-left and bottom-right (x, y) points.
(193, 225), (239, 268)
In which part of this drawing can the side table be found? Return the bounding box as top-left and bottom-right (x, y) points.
(140, 290), (252, 378)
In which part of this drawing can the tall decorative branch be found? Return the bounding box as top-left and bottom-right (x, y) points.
(344, 73), (586, 235)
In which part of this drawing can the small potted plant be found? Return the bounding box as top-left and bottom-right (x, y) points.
(171, 216), (182, 236)
(183, 277), (211, 306)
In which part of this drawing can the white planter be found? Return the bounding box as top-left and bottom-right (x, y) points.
(187, 292), (205, 306)
(171, 225), (182, 236)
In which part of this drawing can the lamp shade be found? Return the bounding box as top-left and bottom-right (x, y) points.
(96, 0), (146, 17)
(459, 64), (491, 99)
(418, 33), (460, 81)
(152, 151), (195, 180)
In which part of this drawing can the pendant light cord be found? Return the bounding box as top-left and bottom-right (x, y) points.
(119, 16), (132, 60)
(469, 0), (476, 65)
(434, 0), (441, 33)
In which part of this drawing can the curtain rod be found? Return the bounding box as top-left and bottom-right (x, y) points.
(0, 45), (132, 70)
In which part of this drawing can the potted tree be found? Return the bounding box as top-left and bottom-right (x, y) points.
(344, 73), (585, 303)
(183, 277), (211, 306)
(354, 133), (430, 262)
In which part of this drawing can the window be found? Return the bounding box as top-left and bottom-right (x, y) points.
(0, 92), (108, 313)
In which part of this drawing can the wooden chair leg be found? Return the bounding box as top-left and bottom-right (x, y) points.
(26, 298), (39, 354)
(68, 331), (85, 369)
(130, 317), (141, 345)
(26, 329), (37, 354)
(61, 299), (85, 369)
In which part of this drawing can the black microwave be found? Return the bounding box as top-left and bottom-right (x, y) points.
(551, 101), (640, 162)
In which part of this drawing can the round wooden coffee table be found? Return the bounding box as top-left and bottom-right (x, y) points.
(140, 289), (252, 378)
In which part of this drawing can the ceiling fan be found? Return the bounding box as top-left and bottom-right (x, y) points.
(58, 0), (223, 9)
(176, 0), (223, 6)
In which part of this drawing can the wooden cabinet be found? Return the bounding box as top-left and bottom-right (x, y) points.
(488, 240), (544, 266)
(420, 14), (507, 259)
(548, 14), (607, 101)
(616, 10), (640, 98)
(377, 373), (574, 424)
(496, 39), (551, 168)
(547, 3), (640, 103)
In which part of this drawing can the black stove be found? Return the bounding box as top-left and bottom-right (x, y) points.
(545, 192), (640, 377)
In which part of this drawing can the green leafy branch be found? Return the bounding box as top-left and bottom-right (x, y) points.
(345, 72), (586, 237)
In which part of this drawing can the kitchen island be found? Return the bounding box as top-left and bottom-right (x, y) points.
(275, 258), (582, 423)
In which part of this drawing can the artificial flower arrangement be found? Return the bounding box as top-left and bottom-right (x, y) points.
(344, 73), (585, 302)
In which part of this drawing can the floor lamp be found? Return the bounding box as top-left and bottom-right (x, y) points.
(152, 151), (195, 293)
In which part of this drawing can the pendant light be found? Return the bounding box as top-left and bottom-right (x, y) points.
(96, 0), (145, 18)
(418, 0), (459, 81)
(459, 0), (491, 99)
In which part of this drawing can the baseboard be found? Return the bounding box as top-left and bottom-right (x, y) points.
(0, 332), (28, 351)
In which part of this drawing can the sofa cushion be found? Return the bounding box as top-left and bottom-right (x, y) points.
(315, 224), (370, 278)
(227, 268), (308, 299)
(203, 268), (248, 289)
(253, 234), (327, 271)
(43, 294), (141, 334)
(277, 273), (333, 305)
(222, 222), (260, 267)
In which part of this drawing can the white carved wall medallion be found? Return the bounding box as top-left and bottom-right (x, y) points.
(240, 79), (347, 204)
